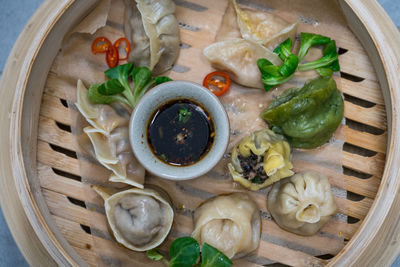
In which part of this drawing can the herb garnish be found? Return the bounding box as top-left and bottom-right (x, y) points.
(178, 107), (192, 123)
(146, 237), (232, 267)
(258, 32), (340, 91)
(88, 63), (172, 108)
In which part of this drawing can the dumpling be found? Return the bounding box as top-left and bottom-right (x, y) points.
(268, 171), (337, 236)
(84, 126), (145, 188)
(76, 79), (128, 135)
(228, 128), (294, 190)
(203, 38), (281, 89)
(94, 186), (174, 251)
(192, 193), (260, 259)
(231, 0), (298, 50)
(215, 0), (242, 42)
(76, 80), (145, 188)
(124, 0), (180, 74)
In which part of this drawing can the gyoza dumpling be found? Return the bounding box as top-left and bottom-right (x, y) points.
(231, 0), (298, 50)
(192, 193), (260, 259)
(124, 0), (180, 74)
(84, 126), (145, 188)
(203, 38), (281, 89)
(268, 171), (337, 236)
(228, 128), (294, 190)
(76, 79), (128, 135)
(94, 186), (174, 251)
(215, 0), (241, 42)
(76, 80), (145, 188)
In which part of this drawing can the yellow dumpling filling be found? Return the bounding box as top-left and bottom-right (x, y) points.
(228, 129), (294, 190)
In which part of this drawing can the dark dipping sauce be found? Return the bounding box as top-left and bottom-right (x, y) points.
(147, 99), (215, 166)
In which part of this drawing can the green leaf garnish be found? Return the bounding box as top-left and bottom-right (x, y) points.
(201, 243), (232, 267)
(87, 63), (173, 108)
(178, 107), (192, 123)
(146, 248), (165, 261)
(258, 33), (340, 90)
(169, 237), (200, 267)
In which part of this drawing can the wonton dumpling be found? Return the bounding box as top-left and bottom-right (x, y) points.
(203, 38), (281, 89)
(94, 186), (174, 251)
(228, 128), (294, 190)
(124, 0), (180, 74)
(231, 0), (298, 50)
(76, 80), (128, 135)
(192, 193), (260, 259)
(268, 171), (337, 236)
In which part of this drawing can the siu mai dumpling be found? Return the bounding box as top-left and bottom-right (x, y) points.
(268, 171), (337, 236)
(94, 186), (174, 251)
(228, 128), (294, 190)
(203, 38), (281, 89)
(192, 193), (261, 259)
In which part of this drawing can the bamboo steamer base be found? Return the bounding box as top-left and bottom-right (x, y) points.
(37, 0), (386, 266)
(3, 0), (400, 266)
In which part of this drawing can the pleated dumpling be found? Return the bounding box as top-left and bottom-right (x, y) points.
(84, 126), (145, 188)
(124, 0), (180, 74)
(94, 186), (174, 251)
(231, 0), (298, 50)
(76, 79), (128, 135)
(203, 38), (281, 89)
(192, 193), (261, 259)
(228, 128), (294, 190)
(76, 80), (145, 188)
(268, 171), (337, 236)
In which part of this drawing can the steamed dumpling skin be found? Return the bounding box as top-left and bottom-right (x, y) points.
(268, 171), (337, 236)
(192, 193), (261, 259)
(203, 38), (281, 89)
(95, 187), (174, 251)
(124, 0), (180, 74)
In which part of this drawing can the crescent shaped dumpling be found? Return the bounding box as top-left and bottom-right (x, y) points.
(192, 193), (261, 259)
(124, 0), (180, 74)
(268, 171), (337, 236)
(203, 38), (281, 89)
(84, 126), (145, 188)
(94, 186), (174, 251)
(76, 80), (128, 135)
(228, 128), (294, 190)
(231, 0), (298, 50)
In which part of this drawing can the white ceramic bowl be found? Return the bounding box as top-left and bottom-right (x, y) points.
(129, 81), (230, 180)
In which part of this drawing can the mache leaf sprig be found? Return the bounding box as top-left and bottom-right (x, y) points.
(146, 237), (232, 267)
(258, 32), (340, 91)
(88, 63), (172, 108)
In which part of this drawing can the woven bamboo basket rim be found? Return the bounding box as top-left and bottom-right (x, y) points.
(1, 0), (400, 266)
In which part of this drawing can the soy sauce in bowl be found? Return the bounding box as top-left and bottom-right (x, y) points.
(147, 99), (215, 166)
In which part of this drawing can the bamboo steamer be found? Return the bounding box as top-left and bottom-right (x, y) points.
(0, 0), (399, 266)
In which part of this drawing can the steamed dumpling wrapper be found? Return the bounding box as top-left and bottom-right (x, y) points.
(94, 186), (174, 251)
(203, 38), (281, 89)
(228, 128), (294, 190)
(192, 193), (261, 259)
(268, 171), (337, 236)
(124, 0), (180, 74)
(76, 80), (145, 188)
(231, 0), (298, 50)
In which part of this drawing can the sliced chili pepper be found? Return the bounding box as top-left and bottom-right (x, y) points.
(92, 37), (112, 54)
(203, 71), (231, 96)
(106, 45), (119, 68)
(114, 37), (131, 61)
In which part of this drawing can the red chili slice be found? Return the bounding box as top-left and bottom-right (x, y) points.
(114, 37), (131, 61)
(106, 45), (119, 68)
(91, 37), (112, 54)
(203, 71), (231, 96)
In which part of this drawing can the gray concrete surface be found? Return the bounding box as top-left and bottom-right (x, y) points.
(0, 0), (399, 266)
